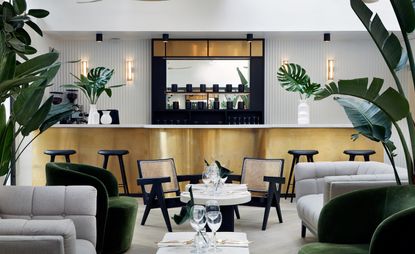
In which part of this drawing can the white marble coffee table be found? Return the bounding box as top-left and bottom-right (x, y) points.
(156, 232), (250, 254)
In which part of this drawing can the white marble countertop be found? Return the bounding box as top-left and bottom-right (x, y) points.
(52, 123), (353, 129)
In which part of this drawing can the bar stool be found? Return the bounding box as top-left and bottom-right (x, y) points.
(44, 150), (76, 162)
(344, 150), (376, 161)
(285, 150), (319, 202)
(98, 150), (130, 195)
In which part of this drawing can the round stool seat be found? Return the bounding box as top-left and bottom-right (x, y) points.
(44, 150), (76, 156)
(344, 150), (376, 156)
(288, 150), (319, 156)
(98, 150), (129, 156)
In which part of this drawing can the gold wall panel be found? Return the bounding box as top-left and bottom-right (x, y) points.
(32, 127), (383, 194)
(166, 41), (208, 57)
(251, 40), (264, 57)
(208, 41), (250, 57)
(153, 40), (165, 57)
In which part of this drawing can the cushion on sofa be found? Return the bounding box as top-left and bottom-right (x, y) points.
(76, 239), (96, 254)
(296, 194), (323, 235)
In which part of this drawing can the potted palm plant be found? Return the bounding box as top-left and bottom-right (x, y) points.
(64, 68), (124, 124)
(277, 64), (321, 124)
(0, 0), (74, 184)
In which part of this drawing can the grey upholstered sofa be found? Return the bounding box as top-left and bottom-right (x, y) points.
(0, 186), (97, 254)
(295, 161), (407, 237)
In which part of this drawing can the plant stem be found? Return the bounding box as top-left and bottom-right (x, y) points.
(382, 142), (401, 185)
(393, 122), (414, 184)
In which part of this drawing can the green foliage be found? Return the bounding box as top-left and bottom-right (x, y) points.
(0, 0), (75, 180)
(63, 67), (124, 104)
(173, 186), (194, 225)
(204, 159), (233, 178)
(277, 63), (321, 99)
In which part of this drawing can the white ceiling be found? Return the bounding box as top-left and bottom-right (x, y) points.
(28, 0), (400, 34)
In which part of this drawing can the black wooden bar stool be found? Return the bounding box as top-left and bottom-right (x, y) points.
(344, 150), (376, 161)
(98, 149), (130, 195)
(285, 150), (319, 202)
(44, 150), (76, 162)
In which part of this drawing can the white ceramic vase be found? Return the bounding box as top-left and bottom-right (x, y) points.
(88, 104), (100, 124)
(101, 110), (112, 125)
(297, 99), (310, 125)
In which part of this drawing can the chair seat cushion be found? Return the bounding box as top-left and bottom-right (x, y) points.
(296, 194), (323, 235)
(299, 243), (369, 254)
(104, 196), (138, 254)
(76, 239), (96, 254)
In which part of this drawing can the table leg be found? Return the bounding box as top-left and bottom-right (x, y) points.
(219, 205), (234, 232)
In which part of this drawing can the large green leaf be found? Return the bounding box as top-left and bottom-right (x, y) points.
(87, 67), (114, 86)
(12, 0), (26, 15)
(0, 76), (43, 95)
(15, 52), (59, 77)
(25, 20), (43, 36)
(315, 78), (410, 122)
(0, 105), (6, 139)
(13, 83), (45, 126)
(39, 103), (74, 133)
(277, 63), (309, 93)
(0, 121), (14, 176)
(351, 0), (406, 71)
(237, 67), (248, 86)
(0, 51), (16, 84)
(21, 96), (53, 136)
(335, 97), (393, 143)
(27, 9), (49, 18)
(390, 0), (415, 33)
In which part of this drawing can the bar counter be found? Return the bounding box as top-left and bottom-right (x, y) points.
(32, 124), (384, 193)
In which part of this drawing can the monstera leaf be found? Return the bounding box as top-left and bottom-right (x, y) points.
(315, 78), (410, 122)
(87, 67), (114, 87)
(277, 63), (310, 93)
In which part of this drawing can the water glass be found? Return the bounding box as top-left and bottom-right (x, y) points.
(207, 212), (222, 251)
(206, 200), (220, 221)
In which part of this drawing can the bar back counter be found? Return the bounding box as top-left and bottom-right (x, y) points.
(31, 124), (383, 194)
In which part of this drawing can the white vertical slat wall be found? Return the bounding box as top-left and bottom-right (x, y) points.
(50, 39), (151, 124)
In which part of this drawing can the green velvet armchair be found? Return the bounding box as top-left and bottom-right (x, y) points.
(299, 185), (415, 254)
(45, 162), (138, 254)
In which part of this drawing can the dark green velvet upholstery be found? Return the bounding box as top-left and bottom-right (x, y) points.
(299, 186), (415, 254)
(46, 163), (138, 254)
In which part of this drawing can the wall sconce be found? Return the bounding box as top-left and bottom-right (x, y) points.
(282, 59), (289, 66)
(81, 60), (88, 77)
(327, 59), (334, 80)
(126, 60), (133, 82)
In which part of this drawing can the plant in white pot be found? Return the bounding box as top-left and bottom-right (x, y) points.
(64, 67), (124, 124)
(277, 63), (321, 124)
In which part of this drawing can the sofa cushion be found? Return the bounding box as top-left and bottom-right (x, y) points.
(299, 243), (369, 254)
(296, 194), (323, 235)
(76, 239), (96, 254)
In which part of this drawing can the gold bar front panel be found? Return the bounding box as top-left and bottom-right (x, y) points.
(32, 127), (384, 194)
(153, 40), (165, 57)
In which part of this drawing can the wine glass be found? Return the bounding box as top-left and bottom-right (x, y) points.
(206, 200), (220, 221)
(202, 167), (211, 192)
(191, 205), (208, 253)
(207, 212), (222, 251)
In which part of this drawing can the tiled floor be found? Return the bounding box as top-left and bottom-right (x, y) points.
(126, 199), (317, 254)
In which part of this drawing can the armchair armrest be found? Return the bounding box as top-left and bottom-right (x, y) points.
(0, 219), (77, 254)
(136, 176), (171, 186)
(264, 176), (285, 184)
(370, 207), (415, 253)
(177, 174), (202, 184)
(318, 187), (388, 244)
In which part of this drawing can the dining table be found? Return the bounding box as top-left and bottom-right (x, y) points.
(180, 183), (251, 231)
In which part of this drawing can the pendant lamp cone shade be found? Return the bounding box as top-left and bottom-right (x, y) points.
(96, 33), (103, 42)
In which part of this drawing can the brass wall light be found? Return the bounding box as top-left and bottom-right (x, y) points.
(126, 60), (133, 82)
(81, 60), (88, 76)
(327, 59), (334, 81)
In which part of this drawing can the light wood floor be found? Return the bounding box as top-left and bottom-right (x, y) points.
(126, 199), (317, 254)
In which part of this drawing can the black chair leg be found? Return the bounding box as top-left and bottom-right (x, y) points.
(118, 155), (130, 195)
(102, 155), (109, 169)
(50, 155), (56, 162)
(65, 155), (71, 163)
(285, 155), (297, 199)
(262, 199), (272, 231)
(158, 194), (173, 232)
(234, 206), (240, 219)
(290, 156), (299, 203)
(276, 203), (283, 223)
(141, 204), (152, 226)
(301, 223), (307, 238)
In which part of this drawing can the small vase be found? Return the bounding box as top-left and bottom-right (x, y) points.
(88, 104), (100, 124)
(101, 110), (112, 125)
(298, 99), (310, 125)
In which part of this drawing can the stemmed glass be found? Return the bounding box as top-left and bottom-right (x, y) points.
(202, 167), (211, 193)
(190, 205), (208, 253)
(207, 212), (222, 252)
(206, 200), (220, 221)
